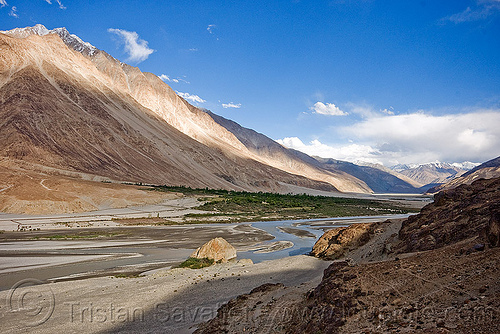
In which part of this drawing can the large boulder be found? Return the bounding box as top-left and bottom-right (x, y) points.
(311, 223), (375, 260)
(190, 237), (237, 262)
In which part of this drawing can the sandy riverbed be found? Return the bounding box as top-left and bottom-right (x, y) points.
(0, 254), (330, 334)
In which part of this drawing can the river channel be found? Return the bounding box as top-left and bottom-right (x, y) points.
(0, 214), (410, 290)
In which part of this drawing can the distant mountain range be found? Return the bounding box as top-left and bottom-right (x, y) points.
(426, 156), (500, 193)
(388, 162), (468, 191)
(0, 25), (498, 214)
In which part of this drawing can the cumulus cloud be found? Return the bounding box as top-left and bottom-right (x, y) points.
(108, 28), (154, 63)
(222, 102), (241, 109)
(279, 110), (500, 166)
(443, 0), (500, 23)
(177, 91), (206, 104)
(310, 102), (348, 116)
(277, 137), (379, 164)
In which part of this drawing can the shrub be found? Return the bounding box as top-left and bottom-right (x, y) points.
(178, 257), (214, 269)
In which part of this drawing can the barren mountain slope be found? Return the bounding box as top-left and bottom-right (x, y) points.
(205, 110), (372, 193)
(0, 32), (340, 199)
(396, 162), (466, 185)
(315, 157), (422, 193)
(0, 25), (371, 194)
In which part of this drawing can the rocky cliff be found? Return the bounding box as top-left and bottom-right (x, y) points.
(396, 177), (500, 253)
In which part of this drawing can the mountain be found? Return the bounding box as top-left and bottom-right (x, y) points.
(204, 110), (372, 193)
(427, 156), (500, 193)
(313, 158), (422, 193)
(390, 162), (467, 187)
(0, 25), (378, 213)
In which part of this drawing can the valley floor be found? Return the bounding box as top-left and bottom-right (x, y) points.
(0, 255), (330, 334)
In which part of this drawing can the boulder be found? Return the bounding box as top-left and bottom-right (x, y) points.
(311, 223), (375, 260)
(190, 237), (237, 262)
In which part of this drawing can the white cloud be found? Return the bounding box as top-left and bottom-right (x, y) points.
(56, 0), (66, 9)
(159, 74), (189, 84)
(0, 0), (8, 8)
(443, 0), (500, 23)
(207, 24), (216, 34)
(279, 110), (500, 166)
(8, 5), (17, 17)
(381, 107), (395, 115)
(222, 102), (241, 109)
(159, 74), (175, 82)
(43, 0), (65, 9)
(177, 91), (206, 104)
(159, 74), (178, 83)
(108, 28), (154, 63)
(310, 102), (348, 116)
(277, 137), (380, 164)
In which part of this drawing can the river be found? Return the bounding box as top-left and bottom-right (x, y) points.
(0, 214), (411, 290)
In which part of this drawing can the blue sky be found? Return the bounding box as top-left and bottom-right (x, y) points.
(2, 0), (500, 166)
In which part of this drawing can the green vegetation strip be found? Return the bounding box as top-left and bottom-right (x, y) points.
(178, 257), (214, 269)
(152, 185), (418, 223)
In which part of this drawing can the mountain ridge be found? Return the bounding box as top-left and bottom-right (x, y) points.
(426, 156), (500, 193)
(0, 30), (339, 192)
(8, 24), (374, 193)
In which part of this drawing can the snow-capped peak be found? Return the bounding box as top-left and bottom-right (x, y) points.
(390, 160), (479, 171)
(0, 24), (97, 56)
(451, 161), (480, 170)
(0, 24), (50, 38)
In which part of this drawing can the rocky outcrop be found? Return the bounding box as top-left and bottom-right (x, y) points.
(190, 237), (237, 262)
(310, 223), (379, 259)
(395, 177), (500, 253)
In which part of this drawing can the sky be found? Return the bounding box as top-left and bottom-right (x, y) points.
(1, 0), (500, 166)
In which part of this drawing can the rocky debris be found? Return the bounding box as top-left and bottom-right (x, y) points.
(195, 177), (500, 333)
(195, 240), (500, 334)
(310, 223), (380, 260)
(194, 283), (285, 334)
(395, 177), (500, 253)
(190, 237), (237, 263)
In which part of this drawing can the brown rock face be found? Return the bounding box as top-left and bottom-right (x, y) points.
(190, 237), (237, 262)
(395, 177), (500, 253)
(311, 223), (376, 259)
(0, 27), (353, 206)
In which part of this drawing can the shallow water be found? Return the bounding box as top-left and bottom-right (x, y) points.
(240, 214), (410, 263)
(0, 214), (410, 290)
